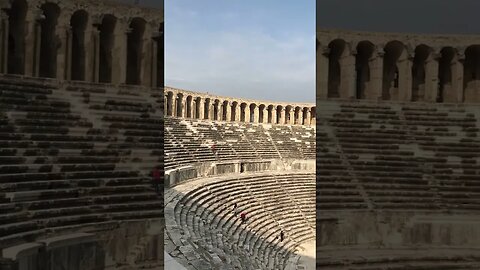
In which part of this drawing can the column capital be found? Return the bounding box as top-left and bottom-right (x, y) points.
(0, 9), (9, 20)
(321, 47), (330, 56)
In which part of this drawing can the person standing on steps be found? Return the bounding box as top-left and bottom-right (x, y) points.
(240, 212), (247, 223)
(152, 166), (161, 195)
(280, 231), (284, 242)
(211, 143), (217, 155)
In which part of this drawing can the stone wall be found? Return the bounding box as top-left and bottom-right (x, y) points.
(0, 0), (163, 87)
(317, 29), (480, 103)
(165, 86), (316, 126)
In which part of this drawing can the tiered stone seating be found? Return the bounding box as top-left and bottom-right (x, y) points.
(164, 117), (315, 170)
(0, 78), (162, 249)
(164, 172), (315, 269)
(317, 249), (480, 269)
(317, 101), (480, 212)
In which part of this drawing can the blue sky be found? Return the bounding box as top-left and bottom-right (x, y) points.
(165, 0), (315, 103)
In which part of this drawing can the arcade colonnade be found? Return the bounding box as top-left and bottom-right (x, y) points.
(0, 0), (163, 87)
(165, 87), (316, 126)
(317, 29), (480, 103)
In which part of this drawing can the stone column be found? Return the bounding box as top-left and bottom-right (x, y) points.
(56, 21), (69, 80)
(234, 105), (240, 122)
(151, 32), (159, 87)
(289, 110), (294, 125)
(252, 106), (259, 123)
(259, 106), (265, 123)
(112, 19), (128, 84)
(279, 108), (285, 125)
(369, 46), (384, 100)
(318, 46), (330, 99)
(225, 102), (231, 122)
(198, 98), (204, 119)
(306, 109), (311, 126)
(242, 106), (248, 122)
(140, 22), (152, 87)
(180, 96), (186, 118)
(340, 47), (356, 99)
(424, 51), (440, 102)
(65, 27), (73, 80)
(91, 26), (100, 82)
(0, 9), (9, 73)
(84, 20), (97, 82)
(398, 52), (413, 101)
(298, 110), (303, 125)
(453, 50), (465, 103)
(24, 10), (39, 76)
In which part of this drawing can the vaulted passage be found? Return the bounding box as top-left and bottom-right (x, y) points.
(126, 18), (146, 85)
(411, 45), (430, 102)
(70, 10), (88, 81)
(7, 0), (27, 75)
(382, 41), (405, 100)
(327, 39), (345, 98)
(438, 47), (455, 103)
(355, 41), (374, 99)
(39, 3), (60, 78)
(99, 15), (116, 83)
(464, 45), (480, 92)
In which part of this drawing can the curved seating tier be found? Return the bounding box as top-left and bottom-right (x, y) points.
(317, 248), (480, 269)
(0, 77), (163, 250)
(164, 172), (315, 269)
(164, 117), (315, 170)
(317, 101), (480, 213)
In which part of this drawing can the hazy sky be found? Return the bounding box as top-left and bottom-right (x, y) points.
(165, 1), (315, 103)
(317, 0), (480, 34)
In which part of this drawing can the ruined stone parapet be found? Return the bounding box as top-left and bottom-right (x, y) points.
(165, 86), (316, 126)
(1, 0), (163, 87)
(317, 28), (480, 103)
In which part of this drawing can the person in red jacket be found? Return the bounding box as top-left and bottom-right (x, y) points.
(152, 167), (161, 194)
(240, 212), (247, 223)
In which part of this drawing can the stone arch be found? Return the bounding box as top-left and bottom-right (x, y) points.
(258, 104), (266, 123)
(294, 106), (301, 124)
(186, 96), (193, 118)
(276, 105), (283, 124)
(166, 91), (173, 116)
(437, 47), (455, 103)
(302, 107), (309, 125)
(39, 2), (60, 78)
(327, 39), (346, 98)
(212, 99), (219, 120)
(175, 93), (183, 117)
(240, 103), (247, 122)
(70, 10), (88, 81)
(231, 101), (238, 122)
(411, 44), (430, 101)
(383, 40), (406, 100)
(464, 45), (480, 94)
(7, 0), (27, 74)
(267, 105), (274, 124)
(126, 17), (146, 85)
(355, 41), (375, 99)
(99, 14), (116, 83)
(194, 97), (201, 119)
(249, 103), (256, 123)
(285, 105), (293, 124)
(204, 98), (210, 120)
(222, 101), (229, 121)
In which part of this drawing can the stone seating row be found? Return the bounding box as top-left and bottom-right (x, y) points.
(318, 101), (480, 211)
(165, 172), (315, 269)
(0, 78), (163, 249)
(164, 116), (315, 170)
